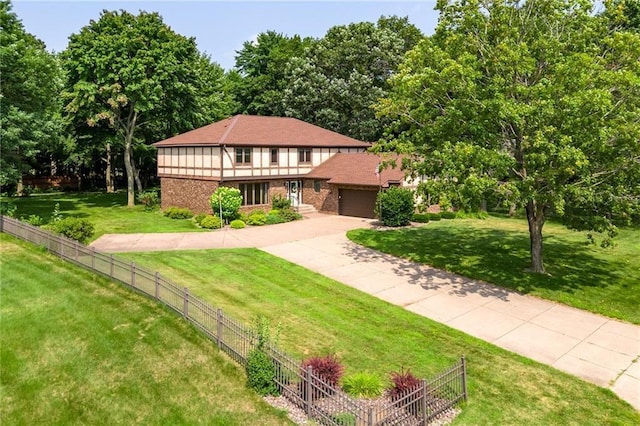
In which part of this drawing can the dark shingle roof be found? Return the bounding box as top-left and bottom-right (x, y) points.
(306, 153), (405, 187)
(153, 115), (371, 148)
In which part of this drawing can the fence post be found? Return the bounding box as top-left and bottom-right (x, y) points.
(367, 407), (374, 426)
(305, 366), (313, 416)
(110, 254), (114, 278)
(216, 308), (223, 348)
(0, 215), (3, 232)
(421, 379), (428, 425)
(90, 246), (95, 269)
(461, 355), (467, 402)
(75, 240), (79, 261)
(183, 287), (189, 317)
(131, 262), (136, 288)
(154, 272), (160, 299)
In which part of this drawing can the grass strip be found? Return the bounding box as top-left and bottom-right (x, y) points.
(121, 248), (640, 425)
(0, 234), (291, 425)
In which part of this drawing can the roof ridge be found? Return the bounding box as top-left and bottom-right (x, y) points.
(218, 115), (240, 144)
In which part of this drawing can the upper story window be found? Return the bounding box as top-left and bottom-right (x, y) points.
(235, 148), (252, 165)
(270, 148), (278, 165)
(298, 148), (312, 164)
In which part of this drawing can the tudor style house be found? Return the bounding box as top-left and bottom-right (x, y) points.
(153, 115), (408, 218)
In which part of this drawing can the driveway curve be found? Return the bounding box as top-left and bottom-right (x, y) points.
(90, 213), (640, 409)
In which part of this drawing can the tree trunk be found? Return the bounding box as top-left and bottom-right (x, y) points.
(123, 140), (135, 207)
(16, 176), (24, 197)
(132, 160), (143, 193)
(105, 143), (114, 193)
(525, 201), (546, 273)
(122, 110), (138, 207)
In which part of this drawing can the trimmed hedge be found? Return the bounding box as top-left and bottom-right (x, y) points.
(412, 213), (430, 223)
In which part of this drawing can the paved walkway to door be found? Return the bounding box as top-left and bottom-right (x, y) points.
(91, 214), (640, 409)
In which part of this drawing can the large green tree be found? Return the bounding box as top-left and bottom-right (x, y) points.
(375, 0), (640, 273)
(62, 10), (211, 206)
(0, 0), (63, 190)
(283, 17), (423, 141)
(233, 31), (312, 116)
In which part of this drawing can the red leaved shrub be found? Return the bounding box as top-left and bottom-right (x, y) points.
(300, 354), (345, 400)
(389, 369), (423, 416)
(301, 354), (345, 387)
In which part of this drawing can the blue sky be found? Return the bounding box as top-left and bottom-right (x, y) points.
(13, 1), (440, 70)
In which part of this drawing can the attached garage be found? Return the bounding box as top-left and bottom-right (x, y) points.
(338, 188), (378, 218)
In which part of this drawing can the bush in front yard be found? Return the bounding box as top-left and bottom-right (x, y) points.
(193, 214), (207, 225)
(389, 369), (422, 416)
(278, 208), (302, 222)
(271, 195), (291, 210)
(51, 217), (95, 243)
(375, 187), (415, 227)
(441, 211), (457, 219)
(265, 212), (286, 225)
(412, 213), (430, 223)
(163, 207), (193, 219)
(199, 215), (223, 229)
(210, 187), (242, 223)
(137, 190), (159, 211)
(246, 349), (278, 396)
(342, 372), (384, 398)
(246, 210), (267, 226)
(230, 219), (246, 229)
(300, 354), (345, 400)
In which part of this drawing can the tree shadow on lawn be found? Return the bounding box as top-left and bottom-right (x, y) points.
(345, 226), (621, 302)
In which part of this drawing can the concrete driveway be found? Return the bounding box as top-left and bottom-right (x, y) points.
(90, 213), (374, 252)
(90, 213), (640, 409)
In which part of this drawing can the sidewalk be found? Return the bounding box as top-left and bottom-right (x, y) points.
(91, 216), (640, 409)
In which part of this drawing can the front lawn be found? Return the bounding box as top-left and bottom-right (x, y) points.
(2, 191), (204, 240)
(0, 235), (290, 425)
(120, 248), (640, 425)
(348, 216), (640, 324)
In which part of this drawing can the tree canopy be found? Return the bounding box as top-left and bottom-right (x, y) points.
(0, 0), (63, 189)
(375, 0), (640, 272)
(233, 31), (312, 116)
(283, 17), (423, 141)
(62, 10), (232, 205)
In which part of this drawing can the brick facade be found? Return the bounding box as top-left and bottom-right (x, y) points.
(161, 176), (379, 217)
(303, 179), (338, 214)
(161, 177), (301, 215)
(160, 177), (219, 214)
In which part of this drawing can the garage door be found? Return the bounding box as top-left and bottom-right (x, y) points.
(338, 189), (378, 218)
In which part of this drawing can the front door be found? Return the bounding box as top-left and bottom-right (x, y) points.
(286, 180), (301, 207)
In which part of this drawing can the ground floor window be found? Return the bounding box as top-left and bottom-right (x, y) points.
(239, 182), (269, 205)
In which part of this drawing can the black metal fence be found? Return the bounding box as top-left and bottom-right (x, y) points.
(1, 215), (467, 425)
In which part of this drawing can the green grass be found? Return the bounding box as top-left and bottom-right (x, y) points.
(120, 248), (640, 425)
(347, 216), (640, 324)
(0, 235), (291, 425)
(2, 191), (204, 241)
